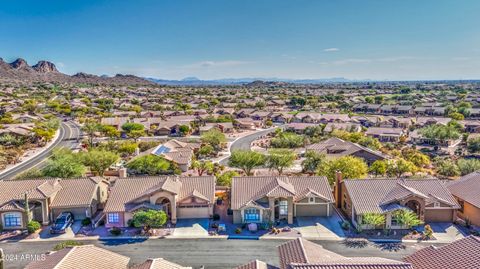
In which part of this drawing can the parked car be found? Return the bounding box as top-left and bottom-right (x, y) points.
(50, 212), (74, 234)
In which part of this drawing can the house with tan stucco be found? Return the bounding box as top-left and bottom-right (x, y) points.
(0, 178), (108, 230)
(334, 173), (460, 230)
(104, 176), (215, 227)
(230, 176), (334, 225)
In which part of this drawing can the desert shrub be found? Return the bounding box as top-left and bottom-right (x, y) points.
(109, 226), (122, 236)
(27, 220), (41, 234)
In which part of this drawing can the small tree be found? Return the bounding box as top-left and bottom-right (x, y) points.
(101, 125), (120, 140)
(386, 158), (417, 177)
(392, 209), (423, 228)
(191, 160), (214, 176)
(82, 120), (101, 147)
(266, 148), (296, 175)
(228, 150), (266, 176)
(301, 150), (325, 174)
(42, 149), (86, 178)
(81, 149), (119, 176)
(362, 213), (385, 229)
(127, 155), (172, 175)
(132, 210), (167, 231)
(369, 160), (387, 177)
(201, 128), (226, 150)
(467, 137), (480, 153)
(216, 170), (240, 187)
(121, 123), (145, 142)
(317, 156), (368, 185)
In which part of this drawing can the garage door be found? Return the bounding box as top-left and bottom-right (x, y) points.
(295, 204), (328, 217)
(425, 209), (453, 222)
(52, 208), (88, 221)
(177, 206), (210, 219)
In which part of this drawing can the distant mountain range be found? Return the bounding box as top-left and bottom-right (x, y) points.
(0, 58), (154, 86)
(146, 76), (357, 86)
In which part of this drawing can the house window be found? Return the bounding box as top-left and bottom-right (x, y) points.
(244, 208), (260, 222)
(308, 197), (315, 204)
(279, 200), (288, 216)
(108, 213), (120, 224)
(4, 213), (22, 227)
(433, 202), (440, 208)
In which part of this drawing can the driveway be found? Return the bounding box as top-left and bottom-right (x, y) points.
(38, 220), (82, 240)
(425, 222), (466, 243)
(296, 212), (345, 240)
(172, 218), (210, 238)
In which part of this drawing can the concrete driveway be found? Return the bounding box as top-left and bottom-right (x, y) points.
(425, 222), (466, 243)
(173, 218), (210, 238)
(39, 220), (82, 239)
(296, 212), (345, 240)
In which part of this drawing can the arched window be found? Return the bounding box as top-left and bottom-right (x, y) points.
(244, 208), (260, 222)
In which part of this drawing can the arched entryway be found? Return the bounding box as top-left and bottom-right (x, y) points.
(405, 200), (421, 216)
(155, 197), (172, 217)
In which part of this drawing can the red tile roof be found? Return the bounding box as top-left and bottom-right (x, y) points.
(403, 236), (480, 269)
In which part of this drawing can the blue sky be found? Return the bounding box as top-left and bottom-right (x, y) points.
(1, 0), (480, 80)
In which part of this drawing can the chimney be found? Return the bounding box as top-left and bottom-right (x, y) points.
(118, 168), (127, 178)
(335, 171), (343, 209)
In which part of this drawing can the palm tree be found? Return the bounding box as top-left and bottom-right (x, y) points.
(393, 209), (423, 228)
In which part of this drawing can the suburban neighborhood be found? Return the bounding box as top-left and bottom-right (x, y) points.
(1, 1), (480, 268)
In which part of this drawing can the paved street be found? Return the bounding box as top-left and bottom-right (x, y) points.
(0, 120), (82, 180)
(219, 127), (281, 165)
(0, 238), (442, 269)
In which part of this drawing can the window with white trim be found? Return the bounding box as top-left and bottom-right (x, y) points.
(4, 212), (22, 227)
(434, 202), (440, 208)
(308, 197), (315, 203)
(108, 213), (120, 223)
(279, 200), (288, 215)
(244, 208), (260, 221)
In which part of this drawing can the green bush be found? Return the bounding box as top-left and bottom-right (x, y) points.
(109, 227), (122, 236)
(27, 220), (41, 234)
(424, 224), (433, 239)
(81, 218), (92, 226)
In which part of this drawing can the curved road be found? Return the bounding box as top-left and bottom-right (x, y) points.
(219, 126), (282, 165)
(0, 120), (82, 180)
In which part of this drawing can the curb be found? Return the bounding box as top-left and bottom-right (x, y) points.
(0, 128), (61, 177)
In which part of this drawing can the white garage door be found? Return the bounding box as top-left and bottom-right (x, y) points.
(177, 206), (210, 219)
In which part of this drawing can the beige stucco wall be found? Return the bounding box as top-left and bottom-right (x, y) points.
(457, 200), (480, 226)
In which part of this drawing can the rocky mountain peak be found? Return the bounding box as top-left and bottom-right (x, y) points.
(10, 58), (30, 70)
(32, 61), (59, 73)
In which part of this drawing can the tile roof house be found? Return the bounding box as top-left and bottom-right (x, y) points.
(365, 127), (404, 142)
(131, 258), (192, 269)
(277, 238), (412, 269)
(323, 122), (362, 133)
(231, 176), (334, 225)
(141, 139), (199, 172)
(335, 175), (460, 229)
(306, 137), (387, 165)
(403, 236), (480, 269)
(101, 117), (129, 131)
(448, 172), (480, 226)
(294, 113), (350, 124)
(25, 245), (130, 269)
(104, 176), (215, 226)
(235, 260), (279, 269)
(0, 178), (108, 230)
